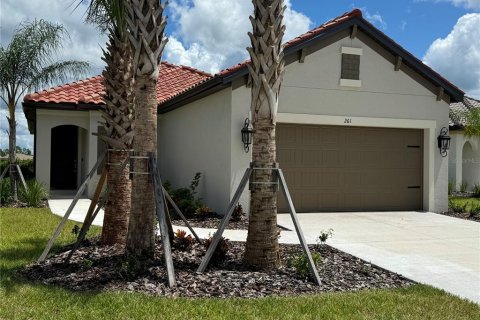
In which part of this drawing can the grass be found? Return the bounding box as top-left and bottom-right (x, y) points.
(1, 208), (479, 320)
(449, 197), (480, 212)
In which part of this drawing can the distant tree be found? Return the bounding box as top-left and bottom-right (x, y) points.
(0, 19), (89, 200)
(464, 108), (480, 138)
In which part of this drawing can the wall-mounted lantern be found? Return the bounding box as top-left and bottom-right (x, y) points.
(241, 118), (254, 153)
(437, 127), (451, 157)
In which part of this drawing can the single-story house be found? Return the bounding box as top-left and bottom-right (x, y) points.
(23, 9), (465, 213)
(448, 96), (480, 191)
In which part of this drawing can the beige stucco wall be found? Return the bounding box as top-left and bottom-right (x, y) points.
(449, 131), (480, 191)
(227, 35), (450, 212)
(157, 88), (232, 213)
(35, 109), (102, 198)
(157, 34), (451, 213)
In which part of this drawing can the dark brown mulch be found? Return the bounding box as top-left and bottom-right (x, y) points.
(438, 211), (479, 222)
(172, 216), (249, 230)
(19, 239), (413, 298)
(0, 200), (48, 208)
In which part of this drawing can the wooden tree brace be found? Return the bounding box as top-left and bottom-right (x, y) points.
(38, 151), (107, 262)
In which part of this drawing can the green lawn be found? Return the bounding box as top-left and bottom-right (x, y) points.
(1, 208), (479, 320)
(449, 197), (480, 211)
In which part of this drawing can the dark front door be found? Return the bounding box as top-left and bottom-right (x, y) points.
(50, 125), (78, 189)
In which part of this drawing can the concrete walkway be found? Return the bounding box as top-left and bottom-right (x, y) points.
(47, 198), (479, 303)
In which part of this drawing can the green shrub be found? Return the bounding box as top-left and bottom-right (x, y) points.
(163, 173), (205, 218)
(288, 252), (322, 279)
(460, 181), (469, 193)
(473, 184), (480, 198)
(448, 181), (454, 195)
(0, 178), (12, 204)
(469, 203), (480, 218)
(448, 198), (468, 213)
(19, 180), (49, 207)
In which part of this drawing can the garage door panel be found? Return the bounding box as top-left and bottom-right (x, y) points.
(277, 124), (423, 212)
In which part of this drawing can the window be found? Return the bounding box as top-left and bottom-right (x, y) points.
(340, 47), (362, 87)
(341, 54), (360, 80)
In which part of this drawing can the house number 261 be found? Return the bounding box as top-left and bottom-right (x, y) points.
(344, 118), (352, 124)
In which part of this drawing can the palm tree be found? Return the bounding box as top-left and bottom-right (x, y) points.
(84, 0), (135, 246)
(0, 20), (89, 201)
(244, 0), (286, 270)
(125, 0), (168, 259)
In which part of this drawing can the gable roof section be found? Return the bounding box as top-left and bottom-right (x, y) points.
(159, 9), (464, 113)
(450, 96), (480, 129)
(23, 62), (212, 107)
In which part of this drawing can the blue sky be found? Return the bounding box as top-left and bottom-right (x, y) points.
(1, 0), (479, 150)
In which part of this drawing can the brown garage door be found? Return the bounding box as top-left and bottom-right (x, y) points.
(277, 124), (423, 212)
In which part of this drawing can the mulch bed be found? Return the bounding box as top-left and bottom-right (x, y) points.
(438, 211), (479, 222)
(172, 215), (249, 230)
(20, 238), (413, 298)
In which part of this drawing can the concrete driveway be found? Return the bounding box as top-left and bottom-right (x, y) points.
(277, 211), (480, 304)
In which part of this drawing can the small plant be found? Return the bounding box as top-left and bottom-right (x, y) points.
(18, 179), (49, 207)
(173, 229), (194, 251)
(317, 228), (334, 245)
(288, 252), (322, 279)
(448, 198), (468, 213)
(163, 173), (205, 218)
(448, 181), (454, 196)
(473, 184), (480, 198)
(120, 254), (145, 280)
(190, 172), (202, 194)
(468, 203), (480, 218)
(195, 205), (212, 218)
(204, 234), (229, 263)
(71, 225), (80, 236)
(82, 258), (94, 269)
(231, 203), (244, 221)
(460, 181), (469, 193)
(359, 264), (372, 276)
(0, 178), (12, 204)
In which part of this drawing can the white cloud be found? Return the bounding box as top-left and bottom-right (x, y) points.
(359, 7), (387, 30)
(415, 0), (480, 10)
(164, 0), (312, 74)
(423, 13), (480, 98)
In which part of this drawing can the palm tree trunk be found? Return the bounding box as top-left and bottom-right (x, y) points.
(99, 34), (134, 246)
(7, 101), (18, 201)
(245, 120), (280, 269)
(125, 0), (168, 260)
(101, 150), (131, 245)
(126, 77), (157, 257)
(244, 0), (286, 270)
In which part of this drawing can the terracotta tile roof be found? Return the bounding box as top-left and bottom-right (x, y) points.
(24, 62), (212, 106)
(450, 96), (480, 127)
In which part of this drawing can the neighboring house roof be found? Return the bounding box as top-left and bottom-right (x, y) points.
(24, 62), (212, 106)
(449, 96), (480, 129)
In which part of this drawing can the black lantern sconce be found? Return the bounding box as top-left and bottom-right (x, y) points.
(437, 127), (451, 157)
(241, 118), (254, 153)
